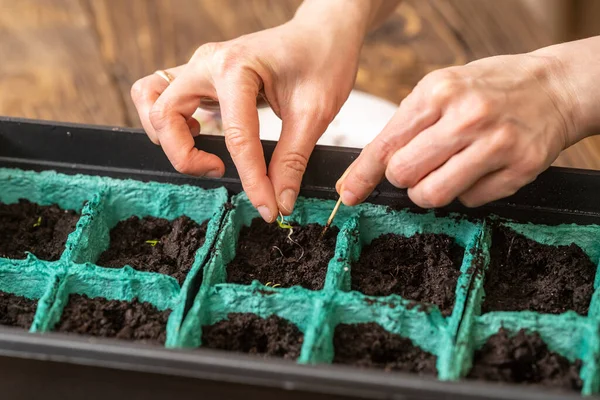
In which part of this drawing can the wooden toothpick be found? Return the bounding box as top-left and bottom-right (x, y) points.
(321, 197), (342, 238)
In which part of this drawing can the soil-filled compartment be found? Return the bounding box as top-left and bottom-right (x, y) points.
(482, 226), (596, 315)
(97, 215), (208, 285)
(0, 291), (38, 329)
(467, 328), (583, 392)
(0, 199), (80, 261)
(333, 322), (438, 375)
(55, 294), (171, 344)
(201, 312), (303, 360)
(351, 232), (465, 316)
(226, 218), (339, 290)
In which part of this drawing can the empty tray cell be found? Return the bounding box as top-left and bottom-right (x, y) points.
(201, 312), (303, 360)
(0, 169), (98, 262)
(44, 264), (181, 346)
(350, 204), (482, 320)
(208, 193), (358, 291)
(56, 294), (170, 344)
(70, 177), (228, 288)
(333, 322), (437, 375)
(177, 282), (318, 358)
(0, 258), (61, 332)
(483, 223), (600, 315)
(467, 328), (582, 392)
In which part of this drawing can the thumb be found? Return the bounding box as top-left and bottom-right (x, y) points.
(268, 108), (332, 215)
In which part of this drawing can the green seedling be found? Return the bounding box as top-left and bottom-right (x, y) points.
(32, 216), (42, 228)
(276, 212), (304, 261)
(264, 282), (281, 288)
(145, 239), (159, 247)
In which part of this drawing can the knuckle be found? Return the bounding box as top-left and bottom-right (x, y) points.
(518, 151), (544, 176)
(488, 126), (516, 154)
(223, 126), (250, 158)
(212, 44), (246, 77)
(192, 42), (220, 61)
(130, 78), (146, 102)
(172, 158), (193, 175)
(424, 70), (460, 103)
(459, 194), (479, 208)
(148, 103), (175, 131)
(279, 151), (308, 176)
(349, 169), (376, 192)
(419, 183), (448, 208)
(386, 161), (416, 188)
(370, 137), (398, 165)
(467, 95), (494, 121)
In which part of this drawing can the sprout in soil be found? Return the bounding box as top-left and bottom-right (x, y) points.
(33, 216), (42, 228)
(276, 212), (305, 261)
(145, 239), (159, 247)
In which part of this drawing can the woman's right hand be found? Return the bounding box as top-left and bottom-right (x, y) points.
(130, 0), (378, 222)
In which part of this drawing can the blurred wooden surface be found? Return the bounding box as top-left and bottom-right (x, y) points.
(0, 0), (598, 169)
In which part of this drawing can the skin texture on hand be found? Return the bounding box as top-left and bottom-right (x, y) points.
(338, 50), (584, 209)
(130, 0), (401, 222)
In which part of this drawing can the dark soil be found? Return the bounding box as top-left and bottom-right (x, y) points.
(0, 199), (79, 261)
(97, 216), (207, 285)
(226, 218), (339, 290)
(482, 226), (595, 315)
(468, 328), (582, 392)
(333, 323), (437, 374)
(0, 292), (38, 329)
(201, 312), (303, 360)
(56, 294), (170, 344)
(351, 233), (464, 316)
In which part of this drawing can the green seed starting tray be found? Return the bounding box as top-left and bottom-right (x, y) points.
(1, 166), (600, 397)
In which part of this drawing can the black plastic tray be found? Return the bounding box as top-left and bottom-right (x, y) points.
(0, 116), (598, 400)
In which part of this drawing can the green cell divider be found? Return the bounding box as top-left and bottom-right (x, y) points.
(349, 204), (484, 379)
(67, 176), (228, 266)
(455, 220), (600, 395)
(177, 193), (360, 348)
(43, 263), (181, 345)
(0, 168), (104, 265)
(200, 192), (359, 288)
(62, 190), (109, 263)
(0, 168), (102, 210)
(176, 282), (322, 358)
(0, 257), (64, 333)
(304, 290), (451, 375)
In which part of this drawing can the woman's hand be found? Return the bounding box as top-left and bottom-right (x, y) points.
(338, 50), (584, 208)
(130, 0), (383, 222)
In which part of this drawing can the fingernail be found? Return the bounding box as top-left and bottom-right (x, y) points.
(257, 205), (273, 223)
(341, 190), (360, 206)
(205, 169), (222, 179)
(279, 189), (297, 213)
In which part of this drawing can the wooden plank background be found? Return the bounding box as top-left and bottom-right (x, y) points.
(0, 0), (598, 169)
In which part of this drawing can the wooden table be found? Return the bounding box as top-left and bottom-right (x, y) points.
(1, 0), (598, 169)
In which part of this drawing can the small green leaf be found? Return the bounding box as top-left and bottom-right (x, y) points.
(145, 239), (159, 247)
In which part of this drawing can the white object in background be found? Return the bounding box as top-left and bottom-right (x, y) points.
(257, 90), (398, 148)
(193, 90), (398, 149)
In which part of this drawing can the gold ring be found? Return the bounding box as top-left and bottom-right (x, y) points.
(154, 70), (175, 84)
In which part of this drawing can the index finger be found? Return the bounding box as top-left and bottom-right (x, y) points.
(215, 72), (278, 223)
(339, 91), (440, 205)
(150, 64), (225, 177)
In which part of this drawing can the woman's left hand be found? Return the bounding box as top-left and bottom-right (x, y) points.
(337, 52), (581, 208)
